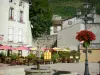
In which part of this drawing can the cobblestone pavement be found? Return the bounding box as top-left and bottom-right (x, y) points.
(0, 62), (99, 75)
(47, 62), (99, 75)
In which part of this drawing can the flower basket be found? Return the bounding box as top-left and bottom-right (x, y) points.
(76, 30), (96, 48)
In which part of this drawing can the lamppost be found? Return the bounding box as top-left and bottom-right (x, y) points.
(76, 1), (96, 75)
(98, 61), (100, 75)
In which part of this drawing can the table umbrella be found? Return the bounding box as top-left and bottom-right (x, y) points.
(42, 48), (54, 51)
(15, 46), (29, 50)
(53, 47), (63, 51)
(29, 47), (37, 50)
(0, 45), (15, 50)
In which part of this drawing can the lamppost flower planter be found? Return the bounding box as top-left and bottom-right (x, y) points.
(76, 30), (96, 75)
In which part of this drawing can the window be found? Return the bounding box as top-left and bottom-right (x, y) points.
(9, 8), (14, 20)
(19, 1), (24, 8)
(19, 11), (24, 23)
(53, 26), (57, 33)
(8, 28), (14, 42)
(68, 21), (72, 25)
(18, 29), (23, 43)
(19, 1), (23, 6)
(18, 50), (22, 57)
(9, 0), (12, 2)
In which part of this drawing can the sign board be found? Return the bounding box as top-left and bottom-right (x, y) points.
(44, 52), (51, 60)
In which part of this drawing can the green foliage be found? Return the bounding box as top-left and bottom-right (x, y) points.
(58, 51), (70, 58)
(0, 52), (6, 57)
(41, 54), (44, 59)
(49, 0), (100, 19)
(0, 52), (5, 57)
(29, 0), (52, 38)
(27, 53), (36, 59)
(52, 53), (59, 61)
(70, 50), (80, 60)
(11, 53), (18, 60)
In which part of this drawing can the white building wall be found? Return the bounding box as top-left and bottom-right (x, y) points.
(57, 14), (100, 50)
(50, 26), (61, 35)
(57, 23), (81, 50)
(0, 0), (32, 46)
(62, 17), (82, 29)
(0, 0), (32, 56)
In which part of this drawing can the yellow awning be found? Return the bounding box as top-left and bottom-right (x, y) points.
(63, 49), (70, 52)
(53, 47), (63, 51)
(29, 47), (37, 50)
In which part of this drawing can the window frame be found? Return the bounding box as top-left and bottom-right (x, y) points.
(19, 11), (24, 23)
(18, 28), (23, 43)
(9, 8), (14, 20)
(68, 21), (72, 25)
(8, 28), (14, 42)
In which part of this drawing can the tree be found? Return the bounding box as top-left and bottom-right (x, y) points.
(29, 0), (52, 39)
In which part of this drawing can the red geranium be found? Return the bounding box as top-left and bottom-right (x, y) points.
(76, 30), (96, 42)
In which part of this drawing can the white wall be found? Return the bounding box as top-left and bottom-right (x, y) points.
(62, 17), (82, 29)
(57, 23), (81, 50)
(0, 0), (32, 47)
(57, 14), (100, 50)
(50, 26), (61, 35)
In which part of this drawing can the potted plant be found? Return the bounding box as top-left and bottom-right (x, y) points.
(52, 53), (59, 63)
(27, 53), (36, 65)
(59, 51), (70, 63)
(10, 53), (18, 65)
(0, 52), (6, 63)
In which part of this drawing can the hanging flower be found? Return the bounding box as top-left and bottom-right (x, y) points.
(76, 30), (96, 48)
(76, 30), (96, 42)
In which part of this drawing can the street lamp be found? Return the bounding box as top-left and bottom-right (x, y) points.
(76, 1), (96, 75)
(98, 61), (100, 75)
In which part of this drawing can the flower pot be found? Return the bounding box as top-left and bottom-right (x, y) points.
(83, 41), (90, 48)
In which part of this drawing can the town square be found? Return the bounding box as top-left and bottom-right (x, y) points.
(0, 0), (100, 75)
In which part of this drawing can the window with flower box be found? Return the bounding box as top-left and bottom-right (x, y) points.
(18, 28), (23, 43)
(9, 8), (14, 20)
(8, 28), (14, 42)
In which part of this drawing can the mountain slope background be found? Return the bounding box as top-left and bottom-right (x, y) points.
(49, 0), (100, 19)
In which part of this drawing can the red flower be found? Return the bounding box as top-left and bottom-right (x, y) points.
(76, 30), (96, 42)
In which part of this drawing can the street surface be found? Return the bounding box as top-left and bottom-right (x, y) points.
(0, 62), (99, 75)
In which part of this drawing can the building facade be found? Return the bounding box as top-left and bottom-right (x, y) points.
(0, 0), (32, 56)
(50, 15), (62, 35)
(57, 14), (100, 50)
(57, 14), (100, 62)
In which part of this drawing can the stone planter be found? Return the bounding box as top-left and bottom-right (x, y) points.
(25, 68), (51, 75)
